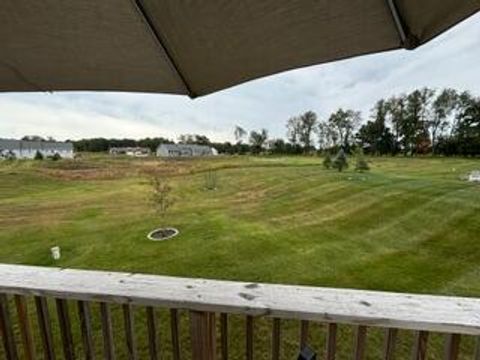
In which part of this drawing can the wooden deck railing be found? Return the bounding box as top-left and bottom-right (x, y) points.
(1, 264), (480, 359)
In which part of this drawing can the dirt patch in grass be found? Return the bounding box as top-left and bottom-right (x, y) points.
(39, 167), (130, 181)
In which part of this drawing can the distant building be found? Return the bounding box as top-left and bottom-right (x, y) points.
(109, 147), (151, 157)
(0, 139), (74, 159)
(156, 144), (218, 157)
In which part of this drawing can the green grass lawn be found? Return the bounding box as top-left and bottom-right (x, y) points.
(1, 154), (479, 359)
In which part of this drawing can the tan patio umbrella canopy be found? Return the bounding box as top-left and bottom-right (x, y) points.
(1, 1), (479, 98)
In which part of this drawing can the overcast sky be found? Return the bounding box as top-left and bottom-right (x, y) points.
(1, 13), (479, 143)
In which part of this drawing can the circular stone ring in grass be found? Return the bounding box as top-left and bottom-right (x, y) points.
(147, 228), (179, 241)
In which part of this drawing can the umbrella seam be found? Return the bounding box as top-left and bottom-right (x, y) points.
(128, 0), (196, 97)
(385, 0), (419, 50)
(0, 60), (48, 93)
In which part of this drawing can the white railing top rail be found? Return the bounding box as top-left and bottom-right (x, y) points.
(1, 264), (479, 335)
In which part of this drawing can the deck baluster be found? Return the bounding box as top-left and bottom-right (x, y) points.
(220, 313), (228, 360)
(14, 295), (35, 360)
(412, 331), (429, 360)
(170, 309), (181, 360)
(246, 315), (254, 360)
(300, 320), (309, 351)
(123, 304), (138, 360)
(326, 323), (337, 360)
(78, 301), (95, 360)
(189, 311), (216, 360)
(56, 299), (75, 360)
(383, 328), (398, 360)
(146, 307), (159, 360)
(353, 325), (367, 360)
(271, 318), (281, 360)
(100, 302), (115, 360)
(0, 294), (18, 360)
(35, 296), (56, 360)
(443, 334), (460, 360)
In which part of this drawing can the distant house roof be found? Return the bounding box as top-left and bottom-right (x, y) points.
(0, 138), (73, 151)
(157, 144), (212, 152)
(109, 147), (150, 152)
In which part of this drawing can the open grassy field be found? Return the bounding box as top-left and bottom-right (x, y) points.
(1, 154), (479, 359)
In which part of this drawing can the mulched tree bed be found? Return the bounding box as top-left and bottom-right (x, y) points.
(147, 228), (179, 241)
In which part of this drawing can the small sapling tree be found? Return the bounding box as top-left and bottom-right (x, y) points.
(332, 149), (348, 172)
(204, 169), (218, 190)
(323, 153), (332, 169)
(151, 176), (174, 227)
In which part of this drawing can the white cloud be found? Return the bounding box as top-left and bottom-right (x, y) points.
(1, 13), (480, 142)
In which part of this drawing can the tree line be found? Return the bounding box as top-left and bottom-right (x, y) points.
(356, 88), (479, 156)
(233, 87), (479, 156)
(72, 137), (174, 152)
(27, 87), (478, 156)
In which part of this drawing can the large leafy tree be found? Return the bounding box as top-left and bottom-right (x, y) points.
(316, 121), (338, 150)
(328, 108), (361, 151)
(394, 88), (434, 155)
(298, 111), (318, 152)
(286, 116), (302, 146)
(357, 100), (395, 155)
(234, 125), (247, 144)
(453, 92), (480, 155)
(249, 129), (268, 154)
(430, 88), (458, 154)
(385, 95), (406, 153)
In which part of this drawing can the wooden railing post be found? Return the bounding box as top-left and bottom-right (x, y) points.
(189, 311), (216, 360)
(326, 323), (337, 360)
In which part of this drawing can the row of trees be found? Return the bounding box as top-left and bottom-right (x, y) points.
(232, 87), (479, 156)
(30, 87), (478, 156)
(356, 88), (480, 156)
(72, 137), (174, 152)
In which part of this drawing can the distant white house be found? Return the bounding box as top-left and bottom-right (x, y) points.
(0, 139), (74, 159)
(109, 147), (151, 157)
(156, 144), (218, 157)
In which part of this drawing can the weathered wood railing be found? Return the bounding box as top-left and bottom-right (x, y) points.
(1, 264), (480, 359)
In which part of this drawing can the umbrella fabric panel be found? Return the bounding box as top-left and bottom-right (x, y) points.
(142, 0), (400, 96)
(0, 0), (479, 97)
(399, 0), (480, 45)
(0, 0), (186, 94)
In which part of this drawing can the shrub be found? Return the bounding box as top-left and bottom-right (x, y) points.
(50, 153), (62, 161)
(34, 151), (44, 160)
(0, 150), (16, 161)
(355, 148), (370, 172)
(323, 153), (332, 169)
(332, 149), (348, 172)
